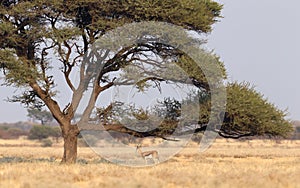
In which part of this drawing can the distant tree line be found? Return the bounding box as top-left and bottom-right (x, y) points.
(0, 123), (61, 141)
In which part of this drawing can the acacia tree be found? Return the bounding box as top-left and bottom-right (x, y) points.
(223, 82), (293, 138)
(0, 0), (223, 163)
(186, 82), (293, 139)
(27, 108), (54, 125)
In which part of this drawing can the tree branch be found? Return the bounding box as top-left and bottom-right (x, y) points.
(29, 81), (65, 125)
(79, 123), (180, 141)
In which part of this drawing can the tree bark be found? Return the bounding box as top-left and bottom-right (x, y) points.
(61, 123), (79, 164)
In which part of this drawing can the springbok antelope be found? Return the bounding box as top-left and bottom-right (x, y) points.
(136, 145), (160, 164)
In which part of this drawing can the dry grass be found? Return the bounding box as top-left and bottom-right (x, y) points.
(0, 139), (300, 188)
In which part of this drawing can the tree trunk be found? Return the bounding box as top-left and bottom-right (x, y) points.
(61, 124), (79, 164)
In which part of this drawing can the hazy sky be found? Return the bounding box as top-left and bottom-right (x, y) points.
(0, 0), (300, 122)
(207, 0), (300, 121)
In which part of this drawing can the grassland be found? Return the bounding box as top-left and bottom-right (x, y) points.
(0, 139), (299, 188)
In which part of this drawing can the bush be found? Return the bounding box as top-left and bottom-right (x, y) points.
(7, 128), (27, 137)
(41, 139), (53, 147)
(0, 128), (28, 139)
(28, 125), (54, 140)
(51, 126), (62, 143)
(0, 125), (9, 131)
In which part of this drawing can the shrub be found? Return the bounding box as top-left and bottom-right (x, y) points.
(0, 125), (9, 131)
(28, 125), (54, 140)
(41, 139), (53, 147)
(51, 126), (62, 143)
(7, 128), (27, 137)
(0, 128), (28, 139)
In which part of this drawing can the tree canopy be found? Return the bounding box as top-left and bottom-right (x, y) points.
(0, 0), (224, 163)
(224, 82), (293, 138)
(27, 108), (54, 125)
(0, 0), (293, 164)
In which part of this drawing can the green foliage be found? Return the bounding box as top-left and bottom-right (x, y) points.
(0, 49), (41, 86)
(0, 125), (9, 131)
(28, 125), (51, 140)
(51, 126), (62, 138)
(155, 98), (181, 121)
(177, 82), (293, 138)
(175, 53), (226, 87)
(0, 0), (223, 110)
(50, 126), (62, 143)
(93, 81), (293, 139)
(28, 125), (60, 140)
(225, 82), (293, 138)
(7, 128), (26, 137)
(1, 0), (225, 162)
(27, 108), (54, 125)
(62, 0), (222, 32)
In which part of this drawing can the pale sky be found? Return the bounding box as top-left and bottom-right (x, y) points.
(208, 0), (300, 121)
(0, 0), (300, 122)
